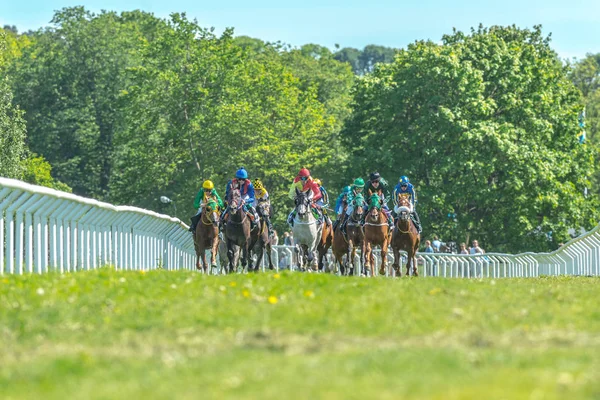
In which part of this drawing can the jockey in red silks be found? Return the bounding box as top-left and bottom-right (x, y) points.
(287, 168), (322, 226)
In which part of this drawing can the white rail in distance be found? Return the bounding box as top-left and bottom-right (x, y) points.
(1, 178), (599, 277)
(0, 178), (195, 274)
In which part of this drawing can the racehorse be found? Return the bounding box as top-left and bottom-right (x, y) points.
(332, 203), (350, 275)
(291, 188), (323, 271)
(249, 201), (275, 271)
(391, 196), (421, 276)
(193, 199), (220, 274)
(363, 193), (391, 277)
(345, 193), (366, 275)
(224, 188), (253, 273)
(316, 214), (334, 273)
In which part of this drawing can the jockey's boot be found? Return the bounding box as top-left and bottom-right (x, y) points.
(332, 218), (340, 232)
(287, 211), (296, 227)
(340, 216), (349, 236)
(189, 214), (201, 232)
(411, 211), (422, 234)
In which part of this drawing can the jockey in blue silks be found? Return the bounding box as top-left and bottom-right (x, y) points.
(222, 167), (259, 228)
(393, 175), (422, 233)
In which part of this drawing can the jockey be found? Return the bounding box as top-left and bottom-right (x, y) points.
(366, 172), (393, 229)
(393, 175), (422, 233)
(314, 178), (332, 225)
(332, 185), (352, 231)
(222, 167), (259, 228)
(189, 180), (224, 232)
(253, 178), (275, 237)
(340, 178), (365, 234)
(287, 168), (322, 226)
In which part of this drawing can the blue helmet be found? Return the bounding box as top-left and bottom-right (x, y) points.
(342, 185), (351, 194)
(235, 167), (248, 179)
(399, 176), (410, 185)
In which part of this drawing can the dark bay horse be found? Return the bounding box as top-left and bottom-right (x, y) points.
(249, 201), (274, 271)
(332, 203), (350, 275)
(225, 189), (252, 273)
(194, 199), (220, 274)
(364, 194), (391, 277)
(345, 193), (366, 275)
(391, 196), (421, 276)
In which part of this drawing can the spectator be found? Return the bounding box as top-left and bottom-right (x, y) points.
(272, 230), (279, 246)
(459, 243), (469, 254)
(469, 240), (484, 254)
(432, 235), (441, 252)
(283, 232), (291, 246)
(278, 253), (290, 269)
(424, 240), (434, 253)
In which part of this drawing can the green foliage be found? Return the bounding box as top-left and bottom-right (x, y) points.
(0, 31), (26, 178)
(20, 154), (72, 192)
(334, 44), (397, 75)
(343, 25), (599, 252)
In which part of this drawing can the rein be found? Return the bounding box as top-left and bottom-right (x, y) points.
(201, 211), (217, 226)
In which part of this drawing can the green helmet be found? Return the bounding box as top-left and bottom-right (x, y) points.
(353, 178), (365, 188)
(342, 185), (352, 194)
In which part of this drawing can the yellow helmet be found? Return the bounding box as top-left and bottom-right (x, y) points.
(202, 180), (214, 190)
(314, 178), (322, 186)
(253, 179), (264, 190)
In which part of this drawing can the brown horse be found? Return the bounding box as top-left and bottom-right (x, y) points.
(224, 189), (252, 274)
(345, 193), (367, 275)
(391, 196), (421, 276)
(363, 194), (391, 277)
(249, 201), (274, 271)
(317, 216), (334, 273)
(194, 199), (220, 274)
(332, 201), (351, 274)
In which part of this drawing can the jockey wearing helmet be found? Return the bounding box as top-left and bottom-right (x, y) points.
(287, 168), (322, 226)
(189, 180), (224, 232)
(222, 167), (259, 228)
(393, 175), (422, 233)
(313, 178), (332, 226)
(366, 172), (393, 229)
(253, 178), (275, 237)
(332, 185), (352, 232)
(340, 178), (365, 234)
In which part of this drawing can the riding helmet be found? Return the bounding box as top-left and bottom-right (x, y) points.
(235, 167), (248, 179)
(354, 178), (365, 187)
(370, 172), (381, 181)
(298, 168), (310, 177)
(202, 180), (214, 190)
(399, 175), (410, 184)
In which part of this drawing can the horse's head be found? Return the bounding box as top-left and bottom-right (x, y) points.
(351, 194), (365, 219)
(204, 199), (220, 224)
(294, 188), (312, 217)
(396, 196), (412, 222)
(256, 201), (269, 217)
(228, 189), (243, 212)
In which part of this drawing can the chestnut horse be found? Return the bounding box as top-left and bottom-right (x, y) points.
(363, 194), (391, 277)
(194, 199), (220, 274)
(391, 196), (421, 276)
(317, 218), (334, 273)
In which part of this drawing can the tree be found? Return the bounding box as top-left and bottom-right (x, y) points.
(0, 31), (27, 179)
(334, 45), (397, 75)
(343, 25), (599, 252)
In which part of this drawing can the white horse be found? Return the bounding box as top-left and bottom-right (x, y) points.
(291, 188), (322, 271)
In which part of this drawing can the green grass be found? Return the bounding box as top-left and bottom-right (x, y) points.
(1, 270), (600, 399)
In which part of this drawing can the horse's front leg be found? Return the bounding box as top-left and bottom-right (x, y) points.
(380, 240), (389, 277)
(210, 238), (219, 272)
(241, 242), (251, 272)
(202, 251), (209, 274)
(347, 240), (354, 276)
(392, 245), (401, 278)
(364, 242), (372, 277)
(196, 253), (201, 271)
(227, 240), (235, 274)
(266, 243), (275, 270)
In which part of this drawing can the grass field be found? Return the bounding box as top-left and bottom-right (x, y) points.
(1, 269), (599, 399)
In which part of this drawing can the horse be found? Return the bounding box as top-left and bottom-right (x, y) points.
(345, 193), (367, 275)
(332, 203), (350, 275)
(316, 214), (334, 273)
(193, 199), (220, 274)
(224, 188), (253, 274)
(391, 196), (421, 276)
(291, 188), (323, 271)
(249, 201), (275, 271)
(363, 193), (391, 277)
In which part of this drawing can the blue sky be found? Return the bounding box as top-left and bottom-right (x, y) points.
(2, 0), (599, 59)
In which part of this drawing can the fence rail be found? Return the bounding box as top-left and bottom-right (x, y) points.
(2, 178), (599, 277)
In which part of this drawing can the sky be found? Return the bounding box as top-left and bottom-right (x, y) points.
(1, 0), (600, 60)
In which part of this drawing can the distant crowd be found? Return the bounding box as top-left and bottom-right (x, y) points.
(422, 236), (485, 255)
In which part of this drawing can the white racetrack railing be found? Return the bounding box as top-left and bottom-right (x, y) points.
(2, 178), (599, 277)
(0, 178), (195, 274)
